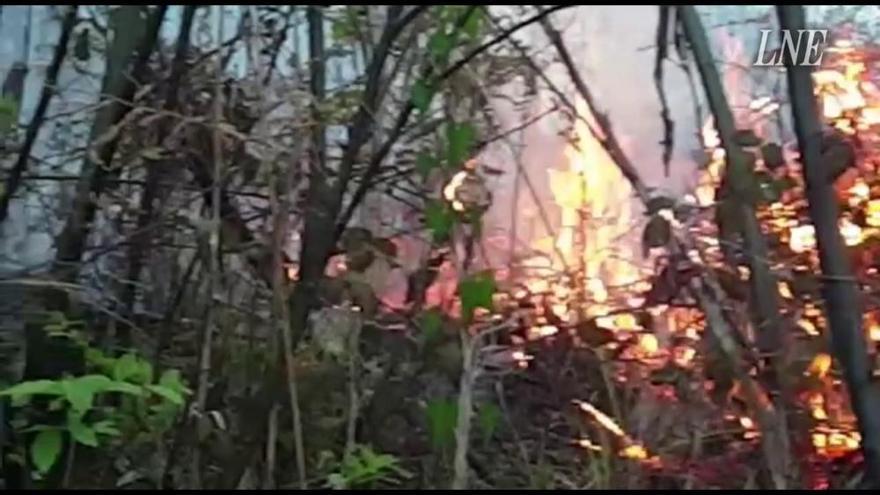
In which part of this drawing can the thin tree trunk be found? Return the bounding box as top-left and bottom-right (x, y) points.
(121, 5), (197, 318)
(678, 6), (791, 488)
(0, 5), (77, 224)
(52, 6), (167, 284)
(191, 6), (224, 488)
(778, 5), (880, 488)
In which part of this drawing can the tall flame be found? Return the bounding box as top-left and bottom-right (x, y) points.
(544, 97), (639, 303)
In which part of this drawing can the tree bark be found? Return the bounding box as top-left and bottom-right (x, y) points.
(0, 5), (78, 224)
(778, 5), (880, 488)
(52, 6), (167, 284)
(121, 5), (197, 316)
(678, 5), (790, 488)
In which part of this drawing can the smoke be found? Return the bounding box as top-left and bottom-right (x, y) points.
(480, 6), (706, 270)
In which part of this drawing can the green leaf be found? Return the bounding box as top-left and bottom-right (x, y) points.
(74, 374), (113, 393)
(146, 384), (184, 406)
(428, 31), (453, 63)
(425, 399), (458, 450)
(62, 375), (113, 413)
(411, 80), (435, 113)
(416, 152), (440, 177)
(0, 96), (19, 133)
(104, 381), (144, 396)
(113, 353), (153, 384)
(477, 403), (502, 441)
(458, 271), (495, 321)
(0, 380), (63, 398)
(446, 122), (476, 168)
(419, 309), (444, 348)
(159, 369), (190, 395)
(462, 9), (484, 39)
(67, 409), (98, 447)
(425, 200), (455, 243)
(91, 420), (121, 437)
(31, 430), (63, 474)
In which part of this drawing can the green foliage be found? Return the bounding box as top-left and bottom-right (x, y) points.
(330, 7), (361, 43)
(445, 122), (476, 168)
(428, 31), (454, 64)
(477, 403), (502, 442)
(425, 200), (455, 243)
(418, 309), (444, 349)
(326, 445), (413, 489)
(458, 271), (496, 321)
(410, 5), (485, 116)
(411, 80), (435, 114)
(416, 151), (440, 177)
(425, 398), (458, 451)
(0, 95), (20, 133)
(462, 9), (484, 40)
(1, 342), (190, 477)
(30, 429), (63, 475)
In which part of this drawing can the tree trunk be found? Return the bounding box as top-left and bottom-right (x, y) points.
(121, 5), (197, 317)
(778, 5), (880, 488)
(52, 6), (166, 286)
(678, 5), (791, 488)
(0, 5), (77, 224)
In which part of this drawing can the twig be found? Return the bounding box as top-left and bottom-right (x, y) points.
(264, 404), (279, 488)
(654, 6), (675, 176)
(0, 5), (77, 223)
(190, 6), (225, 488)
(336, 4), (578, 235)
(538, 12), (650, 203)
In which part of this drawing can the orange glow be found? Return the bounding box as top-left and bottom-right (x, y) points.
(840, 218), (864, 246)
(443, 170), (470, 213)
(789, 224), (817, 253)
(576, 400), (627, 438)
(808, 393), (829, 421)
(619, 445), (648, 460)
(576, 438), (602, 452)
(867, 200), (880, 227)
(807, 353), (833, 379)
(637, 334), (659, 355)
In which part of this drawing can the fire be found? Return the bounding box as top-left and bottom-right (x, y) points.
(739, 416), (760, 440)
(576, 400), (627, 438)
(808, 393), (829, 421)
(807, 353), (833, 379)
(548, 97), (640, 298)
(576, 438), (603, 452)
(443, 170), (470, 213)
(812, 429), (861, 459)
(839, 217), (864, 246)
(867, 200), (880, 227)
(789, 224), (816, 253)
(619, 444), (648, 460)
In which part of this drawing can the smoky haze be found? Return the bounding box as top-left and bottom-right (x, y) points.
(480, 5), (710, 269)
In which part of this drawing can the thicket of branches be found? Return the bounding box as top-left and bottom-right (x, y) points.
(0, 4), (879, 490)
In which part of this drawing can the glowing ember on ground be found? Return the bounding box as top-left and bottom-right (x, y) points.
(576, 400), (627, 438)
(807, 353), (833, 379)
(789, 225), (817, 253)
(619, 444), (648, 460)
(839, 217), (864, 246)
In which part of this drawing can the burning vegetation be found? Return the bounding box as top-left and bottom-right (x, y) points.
(429, 27), (880, 490)
(7, 5), (880, 491)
